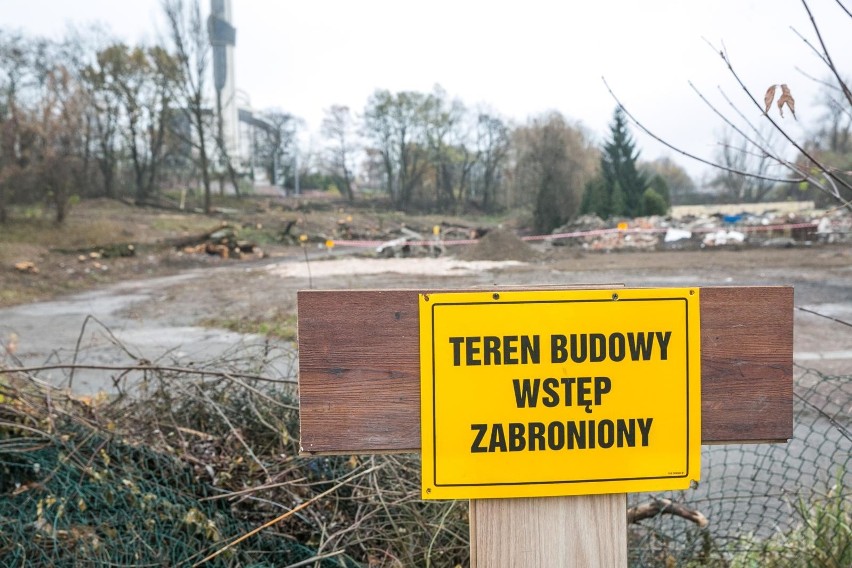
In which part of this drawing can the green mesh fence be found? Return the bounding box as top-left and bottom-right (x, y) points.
(0, 337), (362, 568)
(0, 425), (348, 567)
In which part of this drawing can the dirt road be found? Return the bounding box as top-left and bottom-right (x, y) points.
(2, 243), (849, 390)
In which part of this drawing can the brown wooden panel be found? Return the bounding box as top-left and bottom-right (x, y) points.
(298, 286), (793, 454)
(699, 286), (793, 442)
(298, 290), (421, 454)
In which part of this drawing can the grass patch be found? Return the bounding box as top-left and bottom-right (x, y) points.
(0, 216), (128, 249)
(0, 287), (39, 305)
(731, 481), (851, 567)
(231, 223), (282, 246)
(149, 214), (222, 235)
(679, 473), (851, 568)
(203, 312), (298, 341)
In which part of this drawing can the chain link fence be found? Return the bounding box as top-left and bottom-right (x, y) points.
(628, 365), (850, 566)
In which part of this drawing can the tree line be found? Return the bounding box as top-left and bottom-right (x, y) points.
(318, 91), (691, 232)
(0, 0), (690, 231)
(3, 0), (847, 229)
(0, 8), (679, 234)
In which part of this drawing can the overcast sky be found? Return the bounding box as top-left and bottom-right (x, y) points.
(4, 0), (851, 181)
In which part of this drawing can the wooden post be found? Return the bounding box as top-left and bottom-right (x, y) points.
(297, 286), (792, 566)
(470, 495), (627, 567)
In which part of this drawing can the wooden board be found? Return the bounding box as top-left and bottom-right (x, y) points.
(470, 495), (627, 568)
(298, 286), (793, 454)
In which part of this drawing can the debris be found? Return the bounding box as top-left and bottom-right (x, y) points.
(541, 204), (849, 252)
(551, 215), (608, 242)
(13, 261), (39, 274)
(377, 235), (415, 258)
(377, 227), (425, 258)
(205, 244), (229, 259)
(702, 230), (745, 247)
(816, 210), (852, 243)
(664, 228), (692, 243)
(171, 224), (260, 260)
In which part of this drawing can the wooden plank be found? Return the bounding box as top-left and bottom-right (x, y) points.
(469, 494), (627, 568)
(298, 286), (793, 454)
(699, 287), (793, 442)
(298, 290), (421, 453)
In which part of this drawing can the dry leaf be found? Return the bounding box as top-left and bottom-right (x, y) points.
(777, 83), (796, 119)
(764, 84), (777, 113)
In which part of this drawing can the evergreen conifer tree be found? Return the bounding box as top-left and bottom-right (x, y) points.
(602, 107), (647, 217)
(581, 107), (649, 218)
(580, 177), (608, 218)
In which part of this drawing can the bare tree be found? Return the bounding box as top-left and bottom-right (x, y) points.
(81, 48), (121, 199)
(422, 86), (470, 212)
(321, 105), (358, 202)
(710, 127), (779, 203)
(512, 112), (599, 232)
(162, 0), (214, 213)
(0, 31), (33, 222)
(35, 66), (89, 223)
(606, 0), (852, 212)
(812, 76), (852, 154)
(363, 89), (431, 209)
(84, 44), (180, 204)
(0, 33), (89, 223)
(640, 157), (696, 206)
(253, 109), (298, 189)
(474, 111), (510, 212)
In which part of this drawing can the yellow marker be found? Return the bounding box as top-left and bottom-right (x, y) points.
(325, 239), (335, 249)
(617, 222), (628, 231)
(299, 234), (308, 243)
(433, 225), (441, 236)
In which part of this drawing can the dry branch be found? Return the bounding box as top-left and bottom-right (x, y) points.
(628, 498), (709, 528)
(0, 363), (295, 384)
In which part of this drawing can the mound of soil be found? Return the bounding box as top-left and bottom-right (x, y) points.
(459, 228), (537, 261)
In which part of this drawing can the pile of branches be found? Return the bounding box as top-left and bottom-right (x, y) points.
(0, 369), (353, 566)
(1, 324), (711, 566)
(0, 338), (468, 567)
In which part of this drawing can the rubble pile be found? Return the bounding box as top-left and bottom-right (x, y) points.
(816, 209), (852, 243)
(285, 200), (848, 260)
(548, 206), (850, 252)
(550, 215), (664, 251)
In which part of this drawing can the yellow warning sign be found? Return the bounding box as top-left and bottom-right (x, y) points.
(419, 288), (701, 499)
